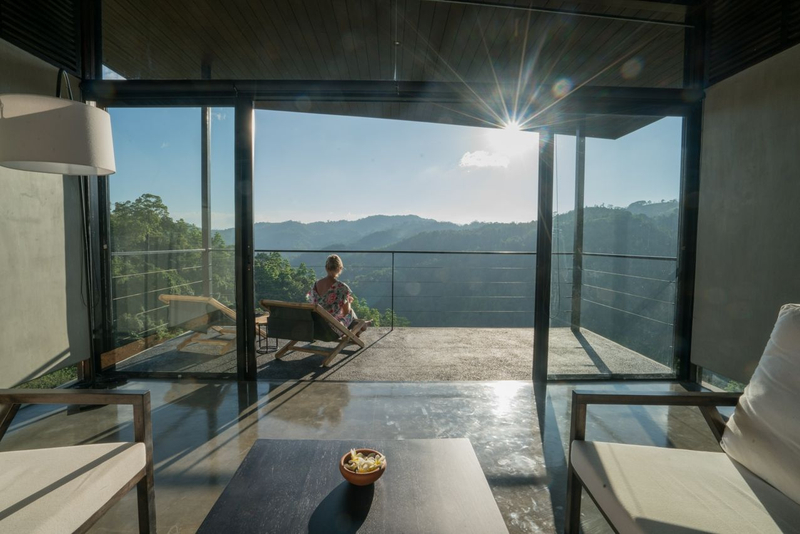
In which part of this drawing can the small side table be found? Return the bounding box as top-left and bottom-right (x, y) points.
(255, 313), (278, 354)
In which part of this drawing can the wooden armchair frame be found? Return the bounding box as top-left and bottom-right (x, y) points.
(0, 389), (156, 534)
(260, 299), (366, 367)
(565, 390), (742, 534)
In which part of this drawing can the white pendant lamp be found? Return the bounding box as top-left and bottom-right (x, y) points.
(0, 71), (115, 176)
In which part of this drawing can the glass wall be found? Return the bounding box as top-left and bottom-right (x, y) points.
(101, 104), (685, 381)
(547, 132), (580, 375)
(208, 108), (237, 311)
(106, 106), (236, 375)
(548, 116), (683, 378)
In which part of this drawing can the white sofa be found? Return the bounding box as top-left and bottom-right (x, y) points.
(0, 389), (155, 533)
(566, 304), (800, 533)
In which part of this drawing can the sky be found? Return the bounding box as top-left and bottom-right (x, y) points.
(108, 108), (682, 229)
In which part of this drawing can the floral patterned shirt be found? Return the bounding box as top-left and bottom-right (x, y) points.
(310, 280), (356, 328)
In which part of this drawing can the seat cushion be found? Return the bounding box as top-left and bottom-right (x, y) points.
(0, 442), (146, 534)
(571, 440), (800, 534)
(721, 303), (800, 506)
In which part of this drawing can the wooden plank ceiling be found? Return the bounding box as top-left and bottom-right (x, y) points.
(103, 0), (687, 138)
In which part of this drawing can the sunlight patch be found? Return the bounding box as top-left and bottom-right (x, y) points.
(459, 150), (509, 169)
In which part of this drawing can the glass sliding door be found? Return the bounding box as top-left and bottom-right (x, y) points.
(547, 115), (683, 378)
(105, 106), (236, 376)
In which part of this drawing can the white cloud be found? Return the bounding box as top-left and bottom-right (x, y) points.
(459, 150), (509, 169)
(160, 142), (169, 149)
(212, 112), (227, 121)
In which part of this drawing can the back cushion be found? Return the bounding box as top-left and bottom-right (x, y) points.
(267, 307), (316, 342)
(721, 303), (800, 505)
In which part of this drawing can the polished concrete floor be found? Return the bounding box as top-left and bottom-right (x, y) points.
(1, 379), (719, 533)
(116, 327), (671, 380)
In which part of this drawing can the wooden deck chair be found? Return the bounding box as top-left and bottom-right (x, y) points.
(259, 299), (367, 367)
(159, 294), (241, 355)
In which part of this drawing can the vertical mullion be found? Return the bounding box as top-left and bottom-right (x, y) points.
(80, 0), (102, 82)
(674, 5), (706, 382)
(201, 106), (212, 296)
(674, 105), (702, 381)
(570, 122), (586, 333)
(533, 131), (555, 383)
(82, 0), (106, 381)
(234, 96), (256, 381)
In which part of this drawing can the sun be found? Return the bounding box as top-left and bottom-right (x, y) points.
(484, 120), (535, 157)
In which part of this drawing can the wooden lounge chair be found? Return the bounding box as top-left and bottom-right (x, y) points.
(0, 389), (155, 533)
(159, 294), (264, 355)
(565, 304), (800, 533)
(259, 299), (367, 367)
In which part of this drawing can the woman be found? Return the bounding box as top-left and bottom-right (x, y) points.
(310, 254), (368, 334)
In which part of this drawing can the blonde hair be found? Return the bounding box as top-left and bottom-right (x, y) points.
(325, 254), (344, 276)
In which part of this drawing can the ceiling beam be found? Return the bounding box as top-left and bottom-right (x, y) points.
(421, 0), (693, 27)
(82, 79), (702, 117)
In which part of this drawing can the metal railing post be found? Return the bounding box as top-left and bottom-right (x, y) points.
(391, 252), (395, 331)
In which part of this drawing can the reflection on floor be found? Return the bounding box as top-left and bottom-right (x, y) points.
(1, 379), (719, 533)
(116, 327), (671, 380)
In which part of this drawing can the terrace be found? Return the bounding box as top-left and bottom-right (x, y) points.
(114, 327), (671, 380)
(1, 1), (798, 533)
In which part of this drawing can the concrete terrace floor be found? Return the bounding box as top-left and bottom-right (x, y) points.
(1, 379), (720, 534)
(116, 327), (671, 380)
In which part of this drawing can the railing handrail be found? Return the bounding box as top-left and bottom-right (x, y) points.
(111, 248), (206, 256)
(110, 247), (678, 262)
(555, 251), (677, 261)
(254, 248), (537, 255)
(255, 248), (676, 261)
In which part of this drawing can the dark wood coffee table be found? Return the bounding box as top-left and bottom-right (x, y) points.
(198, 438), (509, 533)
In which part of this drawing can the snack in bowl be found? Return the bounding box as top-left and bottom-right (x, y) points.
(339, 448), (386, 486)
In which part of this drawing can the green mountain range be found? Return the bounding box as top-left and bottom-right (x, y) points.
(217, 215), (483, 251)
(215, 200), (678, 257)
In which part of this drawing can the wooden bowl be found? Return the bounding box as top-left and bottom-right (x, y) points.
(339, 449), (386, 486)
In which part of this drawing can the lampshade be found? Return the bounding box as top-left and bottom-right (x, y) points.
(0, 94), (116, 175)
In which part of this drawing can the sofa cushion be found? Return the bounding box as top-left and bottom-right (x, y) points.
(0, 442), (146, 533)
(571, 440), (800, 533)
(721, 303), (800, 506)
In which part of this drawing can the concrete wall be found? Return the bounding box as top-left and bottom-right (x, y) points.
(0, 39), (91, 387)
(692, 43), (800, 383)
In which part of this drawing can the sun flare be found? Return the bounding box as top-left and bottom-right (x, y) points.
(485, 120), (535, 157)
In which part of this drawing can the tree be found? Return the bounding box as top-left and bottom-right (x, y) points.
(110, 195), (204, 344)
(210, 232), (235, 305)
(254, 252), (315, 303)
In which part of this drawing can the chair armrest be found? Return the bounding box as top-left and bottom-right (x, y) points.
(0, 389), (153, 459)
(0, 388), (150, 406)
(569, 390), (742, 445)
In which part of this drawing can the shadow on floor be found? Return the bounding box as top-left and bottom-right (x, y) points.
(115, 327), (670, 381)
(256, 330), (393, 381)
(573, 330), (613, 375)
